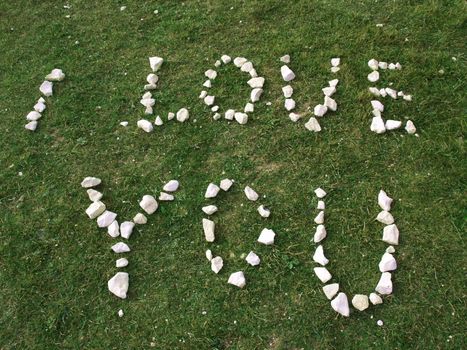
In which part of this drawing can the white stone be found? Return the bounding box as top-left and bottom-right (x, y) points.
(329, 79), (339, 87)
(155, 116), (163, 126)
(87, 189), (103, 202)
(284, 98), (295, 111)
(116, 258), (129, 268)
(313, 104), (327, 117)
(369, 292), (383, 305)
(139, 195), (158, 214)
(220, 178), (233, 191)
(137, 119), (154, 133)
(379, 252), (397, 272)
(120, 121), (128, 127)
(133, 213), (147, 224)
(247, 77), (265, 88)
(375, 272), (393, 295)
(228, 271), (246, 288)
(176, 108), (189, 122)
(244, 102), (254, 113)
(314, 225), (327, 243)
(211, 256), (223, 273)
(368, 59), (379, 70)
(120, 221), (135, 239)
(379, 88), (387, 97)
(38, 97), (45, 103)
(388, 63), (396, 70)
(257, 228), (275, 245)
(111, 242), (130, 253)
(368, 71), (380, 82)
(34, 102), (46, 113)
(352, 294), (369, 311)
(385, 88), (398, 99)
(163, 180), (179, 192)
(314, 188), (327, 198)
(211, 105), (219, 112)
(289, 113), (301, 122)
(382, 224), (399, 245)
(221, 55), (231, 64)
(144, 106), (153, 115)
(146, 73), (158, 85)
(379, 61), (388, 69)
(97, 211), (117, 228)
(149, 56), (163, 72)
(45, 68), (65, 81)
(203, 218), (215, 242)
(398, 91), (405, 97)
(395, 62), (402, 70)
(314, 267), (332, 283)
(39, 81), (53, 96)
(86, 201), (106, 219)
(144, 83), (157, 91)
(280, 65), (295, 81)
(202, 205), (218, 215)
(405, 120), (416, 134)
(107, 220), (120, 238)
(282, 85), (293, 98)
(225, 109), (235, 120)
(331, 292), (349, 316)
(203, 80), (212, 88)
(159, 192), (174, 201)
(371, 100), (384, 112)
(369, 87), (380, 96)
(372, 107), (382, 117)
(257, 205), (270, 218)
(213, 113), (221, 120)
(250, 88), (263, 102)
(385, 120), (401, 131)
(26, 111), (41, 121)
(167, 112), (175, 121)
(81, 177), (101, 188)
(305, 117), (321, 132)
(205, 69), (217, 80)
(371, 117), (386, 134)
(314, 211), (325, 224)
(204, 95), (215, 106)
(199, 90), (207, 98)
(249, 69), (258, 78)
(324, 96), (337, 111)
(205, 183), (220, 198)
(233, 57), (247, 67)
(386, 246), (395, 254)
(234, 112), (248, 125)
(313, 245), (329, 266)
(376, 211), (394, 225)
(317, 200), (325, 210)
(246, 251), (260, 266)
(323, 283), (339, 300)
(240, 61), (254, 73)
(205, 249), (213, 261)
(25, 121), (38, 131)
(331, 58), (340, 67)
(244, 186), (259, 201)
(322, 86), (336, 97)
(378, 190), (393, 211)
(280, 54), (290, 63)
(331, 66), (340, 73)
(403, 94), (412, 101)
(108, 272), (129, 299)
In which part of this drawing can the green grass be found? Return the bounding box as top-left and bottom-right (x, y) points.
(0, 0), (465, 349)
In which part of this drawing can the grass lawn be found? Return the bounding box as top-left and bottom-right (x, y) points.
(0, 0), (465, 349)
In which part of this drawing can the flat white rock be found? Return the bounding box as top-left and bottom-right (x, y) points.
(386, 246), (395, 254)
(199, 90), (207, 98)
(375, 272), (393, 295)
(204, 95), (215, 106)
(313, 104), (328, 117)
(378, 190), (393, 211)
(385, 88), (398, 99)
(280, 54), (290, 63)
(133, 213), (147, 224)
(246, 251), (261, 266)
(379, 61), (388, 69)
(203, 218), (215, 242)
(313, 245), (329, 266)
(228, 271), (246, 288)
(120, 221), (135, 239)
(314, 225), (327, 243)
(111, 242), (130, 253)
(257, 228), (275, 245)
(331, 66), (340, 73)
(282, 85), (293, 98)
(234, 112), (248, 124)
(368, 59), (379, 70)
(81, 176), (101, 188)
(116, 258), (129, 268)
(314, 211), (325, 224)
(329, 79), (339, 87)
(250, 88), (263, 102)
(163, 180), (179, 192)
(139, 195), (158, 214)
(244, 102), (254, 113)
(244, 186), (259, 201)
(324, 96), (337, 112)
(379, 252), (397, 272)
(331, 58), (340, 67)
(280, 65), (295, 81)
(107, 220), (120, 238)
(371, 100), (384, 112)
(331, 293), (349, 317)
(305, 117), (321, 132)
(45, 68), (65, 81)
(211, 256), (223, 273)
(154, 116), (163, 126)
(369, 87), (380, 96)
(370, 116), (386, 134)
(376, 210), (394, 225)
(379, 88), (387, 97)
(205, 183), (220, 198)
(205, 249), (213, 261)
(314, 187), (327, 198)
(149, 56), (163, 72)
(97, 210), (117, 228)
(257, 205), (270, 218)
(87, 189), (103, 202)
(284, 98), (295, 111)
(247, 77), (265, 88)
(382, 224), (399, 245)
(385, 120), (402, 130)
(322, 86), (336, 97)
(202, 205), (218, 215)
(108, 272), (129, 299)
(205, 69), (217, 80)
(176, 108), (189, 122)
(233, 57), (247, 67)
(289, 113), (301, 122)
(85, 201), (106, 219)
(220, 178), (233, 191)
(314, 267), (332, 283)
(224, 109), (235, 120)
(369, 292), (383, 305)
(39, 81), (53, 96)
(203, 80), (211, 88)
(317, 200), (325, 210)
(26, 111), (41, 121)
(221, 55), (231, 64)
(352, 294), (369, 311)
(137, 119), (154, 133)
(323, 283), (339, 300)
(159, 192), (174, 201)
(240, 61), (254, 73)
(249, 69), (258, 78)
(368, 71), (380, 82)
(146, 73), (159, 85)
(25, 121), (38, 131)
